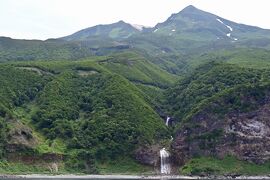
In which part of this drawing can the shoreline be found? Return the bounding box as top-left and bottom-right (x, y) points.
(1, 174), (270, 179)
(0, 174), (197, 179)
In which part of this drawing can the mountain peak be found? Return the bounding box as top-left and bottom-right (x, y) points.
(163, 5), (206, 22)
(181, 5), (198, 12)
(156, 5), (208, 26)
(179, 5), (206, 16)
(116, 20), (127, 25)
(61, 20), (140, 41)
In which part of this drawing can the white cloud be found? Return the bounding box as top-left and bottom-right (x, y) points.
(0, 0), (269, 40)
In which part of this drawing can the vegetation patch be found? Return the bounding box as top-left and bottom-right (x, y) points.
(77, 70), (98, 76)
(164, 62), (270, 122)
(16, 66), (54, 76)
(0, 160), (51, 174)
(180, 156), (270, 176)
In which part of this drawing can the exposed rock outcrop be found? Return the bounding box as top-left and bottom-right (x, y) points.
(48, 162), (59, 173)
(6, 119), (38, 152)
(135, 145), (161, 166)
(172, 100), (270, 165)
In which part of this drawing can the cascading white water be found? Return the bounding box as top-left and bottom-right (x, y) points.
(166, 116), (170, 126)
(160, 148), (171, 174)
(160, 116), (171, 174)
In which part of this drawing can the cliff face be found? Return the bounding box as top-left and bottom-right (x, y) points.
(172, 89), (270, 165)
(135, 145), (161, 166)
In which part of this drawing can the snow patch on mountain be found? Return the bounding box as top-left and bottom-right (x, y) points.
(172, 29), (176, 32)
(217, 18), (233, 32)
(154, 28), (159, 33)
(131, 24), (145, 31)
(216, 18), (223, 24)
(227, 33), (231, 37)
(226, 25), (233, 32)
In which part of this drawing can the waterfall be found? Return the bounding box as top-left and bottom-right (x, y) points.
(160, 116), (171, 174)
(166, 116), (170, 126)
(160, 148), (171, 174)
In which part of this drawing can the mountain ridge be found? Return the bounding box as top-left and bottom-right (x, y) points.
(60, 5), (270, 42)
(2, 5), (270, 76)
(1, 5), (270, 42)
(150, 5), (270, 41)
(61, 20), (140, 41)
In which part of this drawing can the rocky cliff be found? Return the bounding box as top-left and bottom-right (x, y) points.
(172, 84), (270, 165)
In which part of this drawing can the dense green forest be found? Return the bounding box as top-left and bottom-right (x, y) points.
(164, 62), (270, 121)
(1, 50), (270, 175)
(0, 52), (174, 173)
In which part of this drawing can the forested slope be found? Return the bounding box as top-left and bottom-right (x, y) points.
(0, 52), (176, 173)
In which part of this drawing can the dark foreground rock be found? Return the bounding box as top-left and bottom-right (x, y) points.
(135, 145), (161, 166)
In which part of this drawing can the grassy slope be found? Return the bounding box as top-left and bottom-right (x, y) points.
(98, 52), (178, 87)
(11, 52), (178, 87)
(188, 48), (270, 70)
(0, 37), (96, 62)
(181, 156), (270, 176)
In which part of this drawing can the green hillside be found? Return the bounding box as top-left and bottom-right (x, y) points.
(0, 37), (130, 62)
(62, 21), (140, 41)
(189, 48), (270, 69)
(0, 52), (176, 173)
(164, 62), (268, 120)
(99, 52), (178, 87)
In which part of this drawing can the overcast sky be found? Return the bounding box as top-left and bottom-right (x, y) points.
(0, 0), (269, 40)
